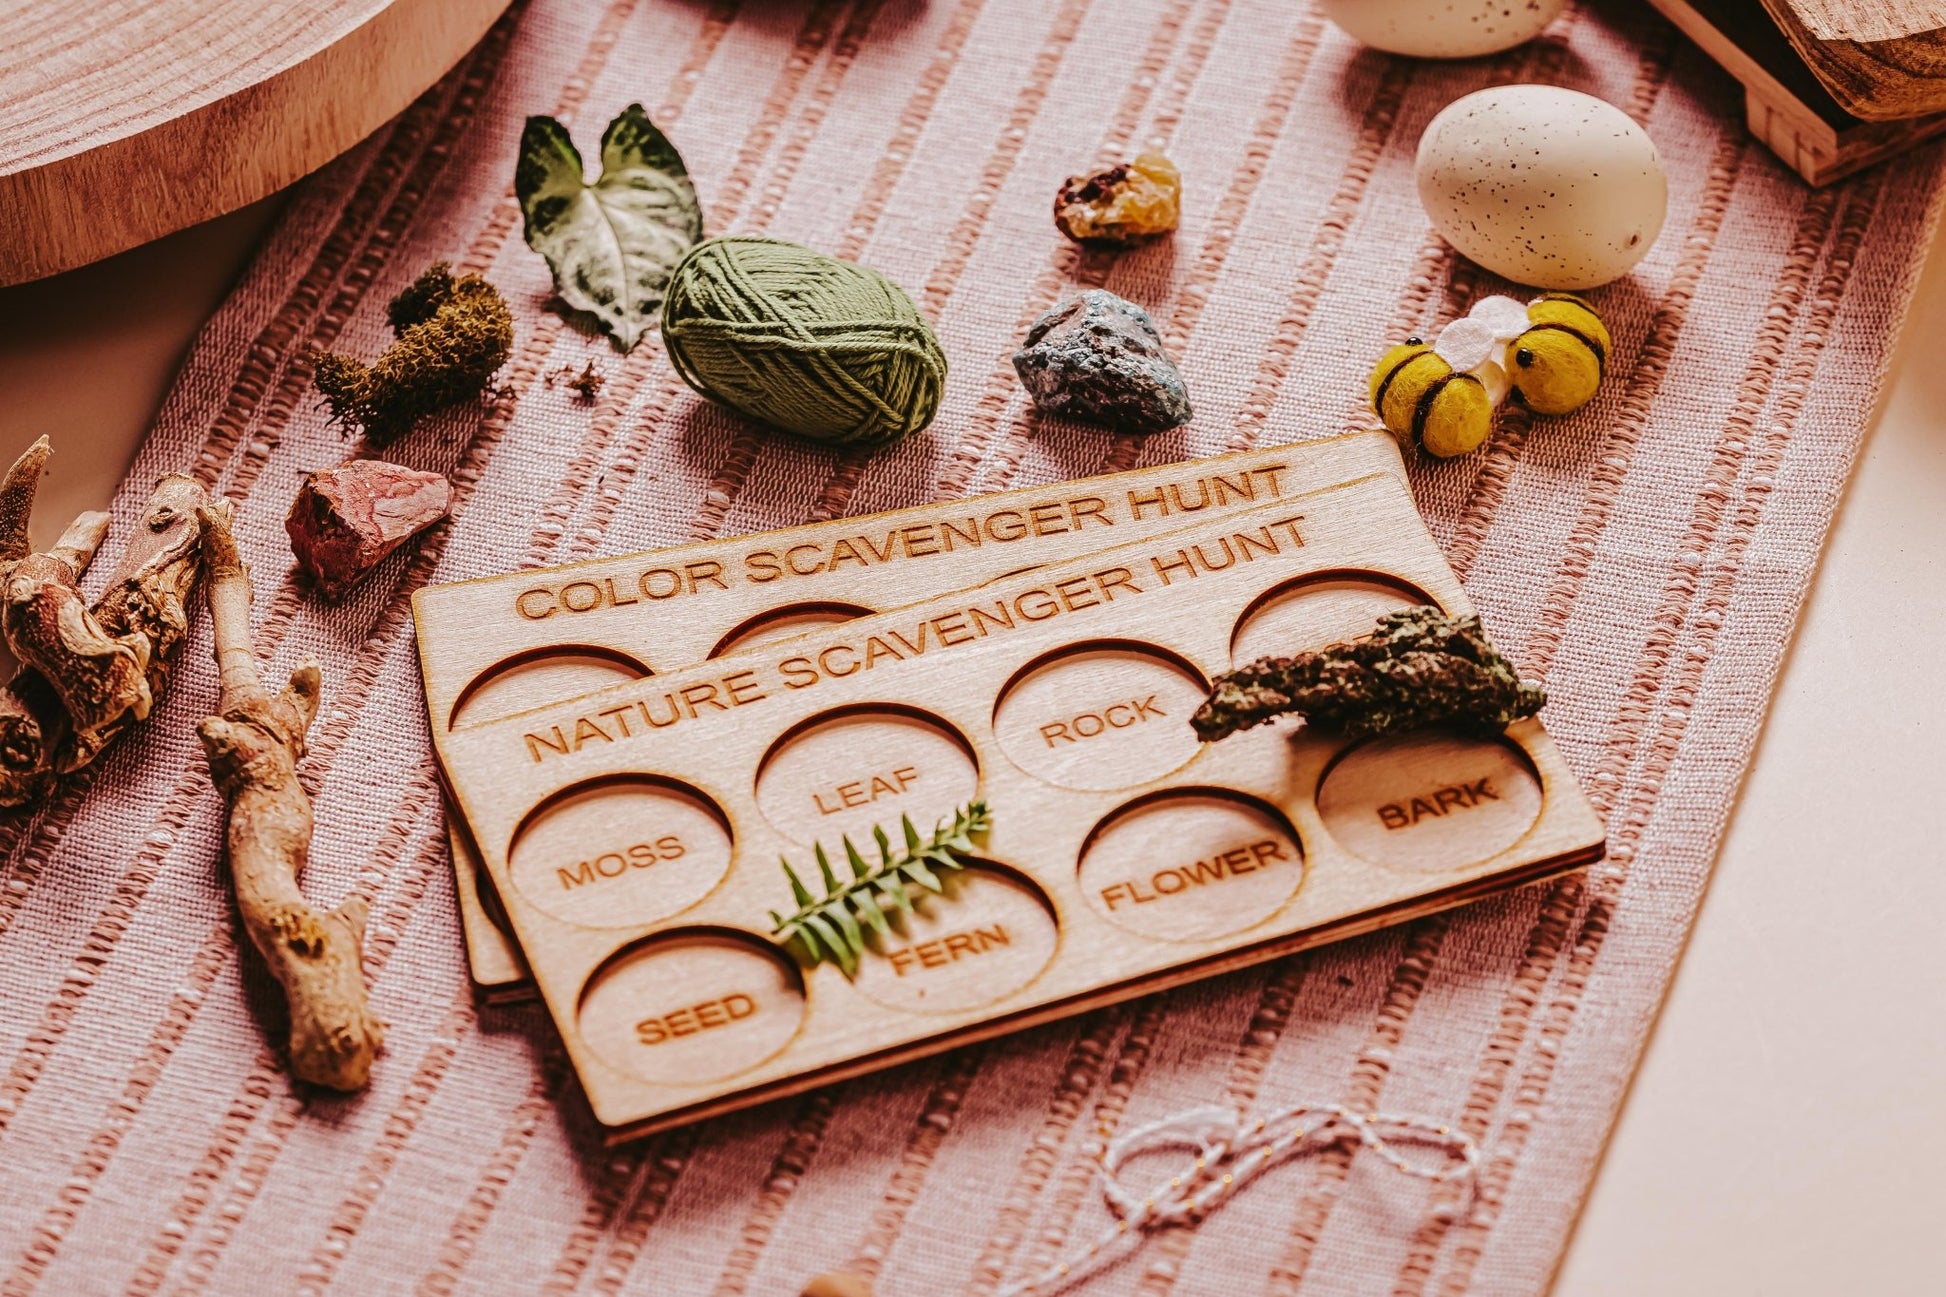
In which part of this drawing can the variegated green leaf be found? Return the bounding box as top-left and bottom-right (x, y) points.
(515, 103), (702, 352)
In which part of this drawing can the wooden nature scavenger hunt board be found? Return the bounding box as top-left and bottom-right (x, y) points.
(2, 0), (1936, 1289)
(425, 459), (1605, 1140)
(417, 431), (1408, 998)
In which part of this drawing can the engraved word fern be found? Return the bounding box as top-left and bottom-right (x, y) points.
(769, 800), (992, 978)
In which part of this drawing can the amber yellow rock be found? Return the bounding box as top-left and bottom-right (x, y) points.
(1053, 151), (1181, 245)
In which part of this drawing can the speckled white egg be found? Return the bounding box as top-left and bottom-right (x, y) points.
(1415, 85), (1667, 290)
(1321, 0), (1566, 58)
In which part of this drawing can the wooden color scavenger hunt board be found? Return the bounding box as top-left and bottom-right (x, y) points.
(423, 458), (1605, 1141)
(416, 432), (1408, 999)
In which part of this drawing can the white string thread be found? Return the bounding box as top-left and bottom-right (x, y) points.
(997, 1101), (1479, 1297)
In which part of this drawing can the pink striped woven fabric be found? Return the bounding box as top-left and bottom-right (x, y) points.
(0, 2), (1936, 1293)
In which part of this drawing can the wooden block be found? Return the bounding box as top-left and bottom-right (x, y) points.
(435, 471), (1606, 1141)
(1763, 0), (1946, 121)
(1649, 0), (1946, 185)
(0, 0), (510, 285)
(1782, 0), (1939, 42)
(417, 432), (1410, 996)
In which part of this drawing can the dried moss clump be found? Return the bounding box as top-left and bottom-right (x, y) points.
(1192, 606), (1545, 743)
(312, 263), (513, 445)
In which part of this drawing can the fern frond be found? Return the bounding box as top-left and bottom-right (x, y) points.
(770, 800), (992, 978)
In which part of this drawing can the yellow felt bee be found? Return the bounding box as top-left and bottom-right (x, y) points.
(1369, 293), (1609, 458)
(1507, 292), (1609, 415)
(1368, 339), (1494, 458)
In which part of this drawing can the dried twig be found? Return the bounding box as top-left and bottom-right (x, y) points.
(197, 504), (382, 1090)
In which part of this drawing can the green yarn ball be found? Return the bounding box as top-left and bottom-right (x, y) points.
(661, 236), (948, 447)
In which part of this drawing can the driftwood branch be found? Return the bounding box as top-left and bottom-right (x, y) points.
(196, 503), (382, 1090)
(74, 471), (211, 770)
(0, 437), (105, 800)
(0, 438), (214, 805)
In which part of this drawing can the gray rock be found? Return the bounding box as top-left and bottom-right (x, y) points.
(1012, 290), (1193, 433)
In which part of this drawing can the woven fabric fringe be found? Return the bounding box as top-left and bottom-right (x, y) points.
(0, 2), (1937, 1294)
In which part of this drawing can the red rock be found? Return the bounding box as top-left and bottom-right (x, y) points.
(286, 460), (451, 601)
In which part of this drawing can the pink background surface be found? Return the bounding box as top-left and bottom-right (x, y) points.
(0, 2), (1937, 1293)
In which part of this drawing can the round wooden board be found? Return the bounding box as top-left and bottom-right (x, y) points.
(0, 0), (511, 286)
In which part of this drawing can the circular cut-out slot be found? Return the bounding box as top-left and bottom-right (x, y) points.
(850, 863), (1058, 1015)
(1078, 791), (1305, 941)
(578, 929), (805, 1085)
(1229, 573), (1432, 666)
(1316, 730), (1542, 873)
(509, 777), (733, 928)
(992, 642), (1207, 792)
(450, 647), (649, 729)
(756, 707), (979, 846)
(711, 601), (873, 659)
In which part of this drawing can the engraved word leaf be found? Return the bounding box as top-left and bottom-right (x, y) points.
(770, 801), (993, 979)
(515, 103), (702, 352)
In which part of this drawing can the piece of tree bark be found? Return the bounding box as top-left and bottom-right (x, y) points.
(197, 502), (383, 1090)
